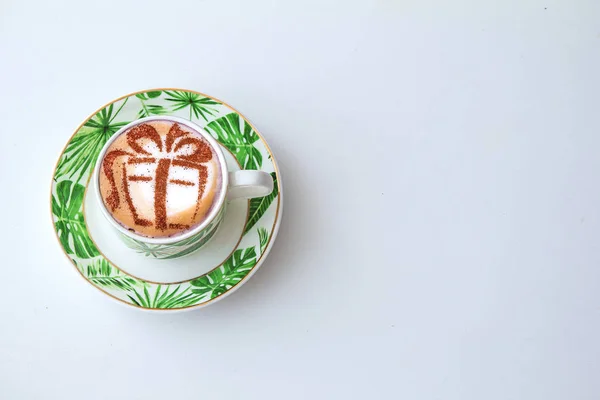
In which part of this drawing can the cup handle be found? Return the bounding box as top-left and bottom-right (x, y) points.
(227, 170), (274, 200)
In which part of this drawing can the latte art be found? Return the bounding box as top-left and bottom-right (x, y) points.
(99, 120), (222, 238)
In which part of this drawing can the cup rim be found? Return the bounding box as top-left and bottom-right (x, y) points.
(92, 115), (229, 245)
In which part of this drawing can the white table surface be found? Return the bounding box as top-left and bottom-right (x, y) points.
(1, 1), (599, 399)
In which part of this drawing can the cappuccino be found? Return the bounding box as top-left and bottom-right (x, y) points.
(98, 119), (221, 238)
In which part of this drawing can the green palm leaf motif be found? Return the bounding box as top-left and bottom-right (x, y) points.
(78, 259), (142, 291)
(119, 219), (219, 259)
(119, 234), (166, 258)
(244, 172), (278, 234)
(127, 284), (205, 309)
(161, 227), (219, 260)
(205, 113), (263, 170)
(164, 90), (220, 121)
(135, 91), (168, 118)
(51, 180), (99, 258)
(55, 99), (130, 184)
(190, 246), (257, 299)
(143, 90), (162, 99)
(258, 227), (269, 254)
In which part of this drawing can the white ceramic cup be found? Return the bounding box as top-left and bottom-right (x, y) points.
(92, 116), (273, 259)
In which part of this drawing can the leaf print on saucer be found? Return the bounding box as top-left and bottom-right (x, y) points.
(244, 172), (278, 234)
(190, 246), (257, 299)
(135, 91), (169, 119)
(52, 180), (99, 259)
(205, 113), (262, 170)
(127, 284), (205, 309)
(258, 227), (269, 254)
(77, 259), (143, 292)
(55, 100), (130, 184)
(164, 90), (220, 121)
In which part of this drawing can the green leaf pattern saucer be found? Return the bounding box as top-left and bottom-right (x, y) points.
(51, 89), (282, 311)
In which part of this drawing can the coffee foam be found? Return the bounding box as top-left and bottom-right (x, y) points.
(99, 120), (221, 238)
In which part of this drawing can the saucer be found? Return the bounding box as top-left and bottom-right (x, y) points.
(50, 89), (282, 311)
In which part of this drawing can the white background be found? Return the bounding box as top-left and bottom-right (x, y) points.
(1, 0), (599, 399)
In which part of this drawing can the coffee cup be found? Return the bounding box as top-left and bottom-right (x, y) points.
(92, 116), (273, 259)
